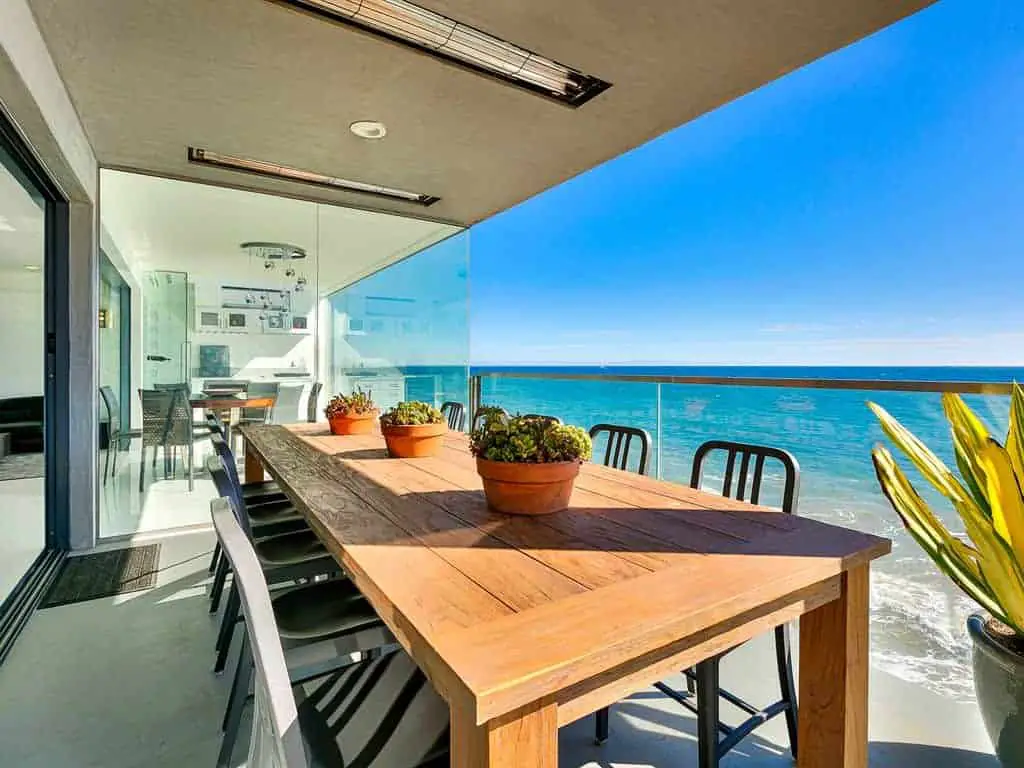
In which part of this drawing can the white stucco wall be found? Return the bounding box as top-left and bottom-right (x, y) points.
(1, 0), (99, 550)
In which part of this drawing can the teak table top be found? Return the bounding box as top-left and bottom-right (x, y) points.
(242, 423), (890, 767)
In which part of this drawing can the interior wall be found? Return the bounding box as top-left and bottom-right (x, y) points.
(0, 271), (44, 398)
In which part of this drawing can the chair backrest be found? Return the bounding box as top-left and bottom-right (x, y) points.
(589, 423), (652, 475)
(154, 382), (191, 394)
(524, 413), (561, 425)
(204, 379), (249, 396)
(206, 448), (254, 540)
(211, 497), (309, 768)
(690, 439), (800, 514)
(306, 382), (323, 423)
(139, 389), (177, 448)
(99, 385), (120, 436)
(242, 382), (281, 423)
(471, 406), (509, 432)
(439, 401), (465, 431)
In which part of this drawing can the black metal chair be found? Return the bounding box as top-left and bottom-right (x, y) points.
(646, 440), (800, 767)
(440, 401), (466, 431)
(99, 385), (142, 485)
(588, 423), (652, 475)
(587, 423), (651, 744)
(306, 381), (323, 423)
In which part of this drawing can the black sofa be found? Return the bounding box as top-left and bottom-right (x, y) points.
(0, 396), (45, 454)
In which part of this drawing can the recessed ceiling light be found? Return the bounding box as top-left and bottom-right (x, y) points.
(275, 0), (611, 108)
(24, 264), (41, 272)
(350, 121), (387, 140)
(187, 147), (439, 206)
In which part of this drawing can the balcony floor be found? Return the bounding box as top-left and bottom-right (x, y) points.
(0, 530), (999, 768)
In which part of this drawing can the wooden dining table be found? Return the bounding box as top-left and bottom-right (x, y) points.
(241, 423), (889, 768)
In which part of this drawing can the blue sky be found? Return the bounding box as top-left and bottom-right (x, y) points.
(469, 1), (1024, 366)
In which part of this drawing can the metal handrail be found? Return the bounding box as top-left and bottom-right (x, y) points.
(471, 370), (1014, 395)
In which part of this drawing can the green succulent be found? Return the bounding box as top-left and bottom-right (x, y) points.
(470, 411), (591, 464)
(324, 388), (376, 418)
(380, 401), (445, 427)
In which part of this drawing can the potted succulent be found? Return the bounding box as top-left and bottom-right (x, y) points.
(324, 389), (378, 435)
(870, 386), (1024, 766)
(470, 409), (592, 516)
(380, 401), (448, 458)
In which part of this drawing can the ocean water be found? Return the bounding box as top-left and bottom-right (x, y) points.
(456, 365), (1023, 702)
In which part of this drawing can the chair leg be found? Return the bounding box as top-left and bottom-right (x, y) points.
(209, 554), (230, 614)
(139, 446), (146, 492)
(213, 584), (240, 674)
(775, 623), (799, 758)
(218, 633), (252, 767)
(187, 441), (194, 492)
(103, 445), (110, 486)
(208, 542), (221, 575)
(594, 706), (610, 745)
(112, 435), (120, 478)
(686, 665), (697, 694)
(696, 658), (720, 768)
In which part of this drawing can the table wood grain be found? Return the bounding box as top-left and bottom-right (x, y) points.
(241, 423), (889, 767)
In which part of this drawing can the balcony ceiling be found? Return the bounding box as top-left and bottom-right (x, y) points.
(29, 0), (935, 226)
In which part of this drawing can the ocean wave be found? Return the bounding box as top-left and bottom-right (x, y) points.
(870, 570), (976, 701)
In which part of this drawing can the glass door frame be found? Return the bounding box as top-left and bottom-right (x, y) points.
(0, 106), (71, 664)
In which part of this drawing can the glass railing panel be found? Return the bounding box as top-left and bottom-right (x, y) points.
(327, 231), (470, 417)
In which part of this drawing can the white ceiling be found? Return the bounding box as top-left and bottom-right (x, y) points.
(0, 158), (45, 275)
(100, 169), (459, 294)
(29, 0), (935, 226)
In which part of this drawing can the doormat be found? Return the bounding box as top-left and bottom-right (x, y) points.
(39, 544), (161, 608)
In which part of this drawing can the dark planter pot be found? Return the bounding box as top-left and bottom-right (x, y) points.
(476, 458), (580, 516)
(968, 614), (1024, 767)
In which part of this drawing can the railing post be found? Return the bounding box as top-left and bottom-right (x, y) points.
(469, 374), (481, 424)
(656, 383), (663, 480)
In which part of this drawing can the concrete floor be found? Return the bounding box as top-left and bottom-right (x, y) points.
(0, 530), (1001, 768)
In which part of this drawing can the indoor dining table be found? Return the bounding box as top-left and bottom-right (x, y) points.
(241, 422), (889, 768)
(189, 393), (275, 444)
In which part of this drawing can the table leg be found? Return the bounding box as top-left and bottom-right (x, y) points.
(798, 564), (869, 768)
(244, 440), (265, 484)
(450, 700), (558, 768)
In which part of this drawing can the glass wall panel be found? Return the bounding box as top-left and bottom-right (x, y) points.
(326, 231), (470, 418)
(0, 137), (47, 604)
(97, 169), (462, 538)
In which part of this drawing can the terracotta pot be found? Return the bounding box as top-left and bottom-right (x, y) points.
(475, 457), (580, 516)
(382, 422), (447, 458)
(968, 614), (1024, 766)
(328, 410), (379, 435)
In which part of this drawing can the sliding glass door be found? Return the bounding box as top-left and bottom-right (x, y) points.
(0, 135), (47, 608)
(0, 107), (68, 658)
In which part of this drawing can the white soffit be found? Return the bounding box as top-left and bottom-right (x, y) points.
(99, 170), (460, 293)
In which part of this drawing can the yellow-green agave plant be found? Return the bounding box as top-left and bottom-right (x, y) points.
(869, 385), (1024, 636)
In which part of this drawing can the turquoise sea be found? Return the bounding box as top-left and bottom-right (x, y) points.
(406, 365), (1024, 701)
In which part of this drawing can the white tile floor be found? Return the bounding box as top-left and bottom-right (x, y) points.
(0, 528), (1001, 768)
(99, 438), (219, 539)
(0, 476), (45, 602)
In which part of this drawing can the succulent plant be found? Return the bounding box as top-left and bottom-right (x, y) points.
(470, 411), (592, 464)
(324, 389), (376, 419)
(380, 401), (444, 427)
